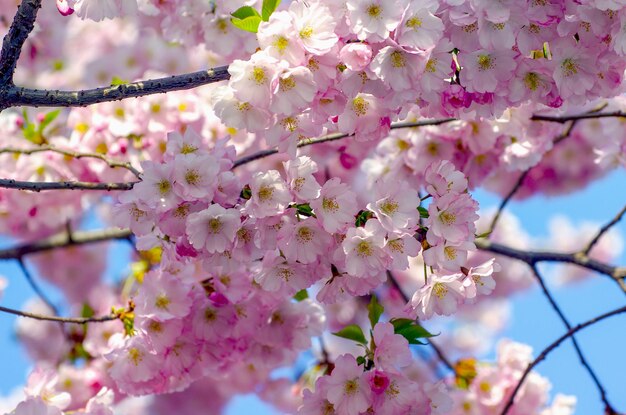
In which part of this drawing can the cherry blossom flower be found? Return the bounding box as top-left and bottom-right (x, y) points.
(325, 354), (371, 415)
(346, 0), (404, 41)
(310, 178), (359, 233)
(186, 204), (240, 254)
(410, 272), (466, 319)
(246, 170), (293, 218)
(289, 1), (339, 55)
(342, 219), (390, 277)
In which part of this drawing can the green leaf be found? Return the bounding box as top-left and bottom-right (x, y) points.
(231, 6), (261, 20)
(230, 15), (262, 33)
(417, 206), (429, 218)
(390, 318), (414, 331)
(395, 323), (435, 345)
(295, 203), (314, 217)
(261, 0), (281, 21)
(332, 324), (367, 345)
(38, 110), (60, 132)
(367, 295), (384, 328)
(293, 289), (308, 302)
(81, 303), (95, 318)
(355, 210), (374, 227)
(356, 355), (366, 366)
(240, 185), (252, 200)
(111, 76), (129, 86)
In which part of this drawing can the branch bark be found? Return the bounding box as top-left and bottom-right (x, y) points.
(0, 0), (41, 87)
(0, 304), (116, 324)
(0, 227), (132, 259)
(2, 67), (230, 110)
(0, 178), (136, 191)
(501, 304), (626, 415)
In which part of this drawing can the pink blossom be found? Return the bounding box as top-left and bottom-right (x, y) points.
(186, 204), (240, 254)
(278, 217), (332, 264)
(396, 1), (444, 50)
(427, 192), (479, 244)
(56, 0), (74, 16)
(172, 154), (219, 200)
(310, 178), (359, 233)
(346, 0), (404, 41)
(410, 272), (466, 319)
(366, 179), (420, 232)
(372, 322), (412, 372)
(246, 170), (292, 218)
(135, 270), (193, 320)
(258, 11), (305, 65)
(289, 1), (339, 55)
(339, 43), (373, 72)
(461, 49), (517, 93)
(284, 156), (322, 201)
(325, 354), (372, 415)
(270, 66), (318, 115)
(463, 258), (500, 299)
(343, 219), (390, 277)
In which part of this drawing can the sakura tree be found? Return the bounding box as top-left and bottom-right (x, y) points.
(0, 0), (625, 414)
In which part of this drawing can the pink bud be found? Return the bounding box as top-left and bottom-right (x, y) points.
(56, 0), (74, 16)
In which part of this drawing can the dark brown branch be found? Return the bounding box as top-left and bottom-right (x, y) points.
(232, 118), (457, 169)
(530, 110), (626, 124)
(0, 304), (116, 324)
(501, 304), (626, 415)
(0, 178), (136, 191)
(582, 204), (626, 256)
(475, 239), (626, 289)
(0, 0), (41, 87)
(2, 67), (230, 110)
(0, 227), (133, 259)
(528, 264), (616, 413)
(487, 120), (578, 236)
(0, 146), (142, 178)
(17, 258), (58, 315)
(385, 270), (456, 373)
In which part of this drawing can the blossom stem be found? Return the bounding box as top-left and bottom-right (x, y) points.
(0, 304), (116, 323)
(582, 203), (626, 256)
(0, 178), (137, 191)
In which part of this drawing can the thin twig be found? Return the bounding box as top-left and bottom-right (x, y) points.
(0, 304), (116, 324)
(529, 264), (615, 413)
(0, 178), (136, 191)
(487, 120), (578, 236)
(232, 118), (457, 169)
(385, 270), (456, 373)
(582, 204), (626, 256)
(2, 67), (230, 110)
(0, 146), (142, 178)
(17, 257), (58, 315)
(0, 227), (132, 259)
(501, 304), (626, 415)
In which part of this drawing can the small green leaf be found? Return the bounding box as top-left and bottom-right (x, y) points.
(261, 0), (281, 21)
(81, 303), (95, 319)
(356, 355), (366, 366)
(475, 231), (491, 239)
(295, 203), (314, 217)
(293, 289), (308, 302)
(231, 15), (262, 33)
(396, 324), (435, 345)
(111, 76), (129, 86)
(38, 109), (60, 132)
(240, 185), (252, 200)
(231, 5), (261, 20)
(367, 295), (384, 328)
(355, 210), (374, 227)
(417, 206), (429, 218)
(333, 324), (367, 345)
(390, 318), (414, 332)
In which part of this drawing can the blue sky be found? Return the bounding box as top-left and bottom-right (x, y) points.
(1, 170), (625, 414)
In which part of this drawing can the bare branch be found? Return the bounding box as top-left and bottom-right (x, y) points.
(0, 146), (142, 178)
(582, 203), (626, 256)
(530, 110), (626, 123)
(487, 120), (578, 236)
(501, 304), (626, 415)
(0, 227), (133, 259)
(2, 67), (230, 110)
(17, 258), (58, 315)
(0, 178), (136, 191)
(475, 239), (626, 288)
(385, 270), (456, 373)
(528, 264), (616, 413)
(0, 304), (116, 324)
(232, 118), (457, 169)
(0, 0), (41, 86)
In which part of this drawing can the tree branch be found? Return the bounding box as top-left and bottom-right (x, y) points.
(0, 145), (142, 178)
(528, 264), (616, 413)
(232, 118), (457, 169)
(530, 110), (626, 123)
(501, 304), (626, 415)
(475, 239), (626, 289)
(0, 227), (132, 259)
(17, 258), (58, 315)
(1, 67), (230, 110)
(0, 304), (116, 324)
(0, 178), (136, 191)
(582, 203), (626, 256)
(0, 0), (41, 87)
